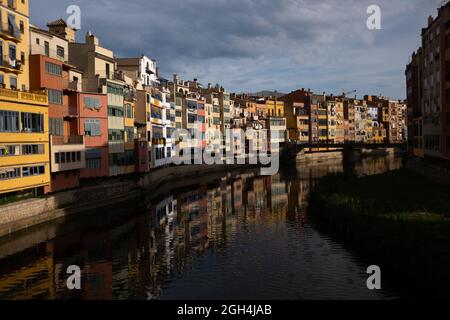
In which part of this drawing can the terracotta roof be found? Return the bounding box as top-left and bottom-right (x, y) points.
(47, 19), (67, 27)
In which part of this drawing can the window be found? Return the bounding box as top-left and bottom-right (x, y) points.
(44, 41), (49, 56)
(151, 106), (161, 119)
(49, 118), (63, 136)
(20, 51), (24, 65)
(85, 149), (102, 169)
(56, 46), (64, 58)
(0, 145), (19, 156)
(0, 110), (19, 132)
(125, 104), (133, 118)
(84, 96), (100, 109)
(19, 20), (24, 34)
(22, 165), (45, 177)
(45, 62), (62, 76)
(22, 144), (44, 155)
(105, 63), (110, 78)
(107, 83), (123, 95)
(84, 119), (101, 136)
(125, 150), (134, 166)
(108, 106), (124, 117)
(125, 126), (134, 142)
(0, 168), (21, 181)
(188, 114), (197, 124)
(48, 89), (63, 104)
(7, 14), (18, 37)
(9, 76), (17, 89)
(108, 129), (124, 141)
(21, 112), (44, 133)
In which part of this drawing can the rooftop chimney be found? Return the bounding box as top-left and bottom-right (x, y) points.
(47, 19), (76, 43)
(85, 31), (99, 46)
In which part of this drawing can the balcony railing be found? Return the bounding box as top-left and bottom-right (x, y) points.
(62, 105), (78, 118)
(0, 56), (23, 73)
(0, 24), (21, 41)
(0, 87), (48, 104)
(64, 80), (82, 92)
(106, 71), (125, 82)
(51, 135), (84, 146)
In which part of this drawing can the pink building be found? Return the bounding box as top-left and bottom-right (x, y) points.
(77, 92), (109, 178)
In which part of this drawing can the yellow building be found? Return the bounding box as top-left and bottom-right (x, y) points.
(0, 0), (50, 196)
(124, 76), (136, 174)
(318, 103), (328, 142)
(0, 0), (30, 90)
(266, 99), (285, 117)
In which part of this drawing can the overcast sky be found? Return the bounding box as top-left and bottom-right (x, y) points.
(30, 0), (443, 99)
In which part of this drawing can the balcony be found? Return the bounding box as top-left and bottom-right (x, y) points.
(0, 24), (21, 42)
(124, 90), (137, 101)
(64, 80), (82, 92)
(106, 71), (125, 82)
(51, 135), (84, 146)
(0, 87), (48, 105)
(0, 56), (23, 74)
(62, 105), (78, 118)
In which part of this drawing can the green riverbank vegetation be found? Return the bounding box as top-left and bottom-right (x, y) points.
(308, 168), (450, 299)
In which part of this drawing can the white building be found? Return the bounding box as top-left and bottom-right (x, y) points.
(116, 55), (159, 87)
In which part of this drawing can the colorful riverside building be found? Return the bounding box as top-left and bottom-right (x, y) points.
(149, 85), (174, 168)
(406, 2), (450, 161)
(280, 89), (313, 144)
(69, 32), (128, 177)
(170, 75), (207, 157)
(116, 55), (157, 172)
(406, 50), (424, 157)
(0, 0), (50, 196)
(123, 74), (137, 174)
(29, 22), (86, 192)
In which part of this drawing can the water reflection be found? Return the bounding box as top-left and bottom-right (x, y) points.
(0, 155), (402, 300)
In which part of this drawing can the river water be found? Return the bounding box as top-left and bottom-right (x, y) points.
(0, 155), (402, 300)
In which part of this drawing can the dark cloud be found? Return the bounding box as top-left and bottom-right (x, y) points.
(30, 0), (443, 98)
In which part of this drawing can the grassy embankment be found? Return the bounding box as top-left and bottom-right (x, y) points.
(308, 168), (450, 299)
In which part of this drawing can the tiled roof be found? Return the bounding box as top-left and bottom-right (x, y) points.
(47, 19), (67, 27)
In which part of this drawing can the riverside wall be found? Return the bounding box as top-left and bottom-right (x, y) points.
(0, 164), (259, 238)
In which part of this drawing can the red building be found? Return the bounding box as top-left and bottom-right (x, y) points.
(29, 25), (85, 193)
(78, 92), (109, 178)
(134, 138), (149, 173)
(197, 99), (207, 149)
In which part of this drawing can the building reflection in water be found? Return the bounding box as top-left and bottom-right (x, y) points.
(0, 155), (402, 300)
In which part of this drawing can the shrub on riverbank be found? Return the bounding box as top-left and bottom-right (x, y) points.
(308, 169), (450, 299)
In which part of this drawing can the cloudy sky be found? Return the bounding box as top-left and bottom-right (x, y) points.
(30, 0), (443, 99)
